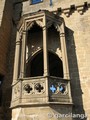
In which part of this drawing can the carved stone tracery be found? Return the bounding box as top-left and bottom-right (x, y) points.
(26, 19), (43, 31)
(24, 84), (33, 93)
(34, 83), (44, 92)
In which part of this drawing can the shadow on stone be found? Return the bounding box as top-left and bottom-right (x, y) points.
(65, 26), (87, 120)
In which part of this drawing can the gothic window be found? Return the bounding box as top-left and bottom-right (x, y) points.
(26, 23), (63, 78)
(31, 0), (43, 4)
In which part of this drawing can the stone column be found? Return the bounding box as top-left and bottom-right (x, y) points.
(59, 23), (70, 79)
(13, 31), (21, 84)
(20, 30), (27, 78)
(43, 16), (49, 76)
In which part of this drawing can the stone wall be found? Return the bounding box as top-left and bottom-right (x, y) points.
(0, 0), (15, 119)
(63, 9), (90, 119)
(0, 0), (13, 75)
(12, 105), (72, 120)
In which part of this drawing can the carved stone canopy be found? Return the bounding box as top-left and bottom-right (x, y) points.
(17, 10), (64, 33)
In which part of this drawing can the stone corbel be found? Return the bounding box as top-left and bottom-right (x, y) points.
(83, 2), (89, 13)
(63, 8), (70, 17)
(58, 2), (89, 16)
(76, 2), (89, 15)
(63, 5), (76, 17)
(77, 5), (84, 15)
(69, 5), (76, 15)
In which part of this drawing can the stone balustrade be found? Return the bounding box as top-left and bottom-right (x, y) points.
(11, 76), (72, 108)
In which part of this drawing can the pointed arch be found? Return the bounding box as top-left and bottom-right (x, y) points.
(26, 20), (43, 31)
(26, 50), (63, 78)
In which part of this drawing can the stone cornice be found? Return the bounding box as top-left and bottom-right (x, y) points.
(55, 2), (90, 17)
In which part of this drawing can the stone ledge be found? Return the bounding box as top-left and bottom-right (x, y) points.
(11, 101), (73, 109)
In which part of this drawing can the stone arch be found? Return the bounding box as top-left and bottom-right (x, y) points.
(26, 49), (63, 78)
(46, 20), (60, 32)
(26, 20), (43, 31)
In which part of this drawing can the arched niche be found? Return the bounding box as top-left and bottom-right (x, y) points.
(26, 50), (63, 78)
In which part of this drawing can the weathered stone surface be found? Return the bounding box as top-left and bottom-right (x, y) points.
(12, 105), (72, 120)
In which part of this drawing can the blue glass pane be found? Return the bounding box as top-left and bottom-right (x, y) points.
(32, 0), (43, 4)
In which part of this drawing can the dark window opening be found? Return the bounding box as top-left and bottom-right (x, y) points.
(48, 52), (63, 78)
(26, 51), (63, 78)
(27, 23), (43, 56)
(28, 23), (42, 33)
(30, 51), (43, 77)
(0, 74), (4, 106)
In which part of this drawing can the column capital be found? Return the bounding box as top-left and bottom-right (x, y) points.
(23, 30), (27, 34)
(16, 40), (21, 45)
(42, 25), (47, 31)
(59, 33), (65, 37)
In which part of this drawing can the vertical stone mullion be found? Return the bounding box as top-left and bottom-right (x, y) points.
(43, 16), (49, 76)
(13, 31), (21, 84)
(59, 23), (70, 79)
(20, 30), (27, 78)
